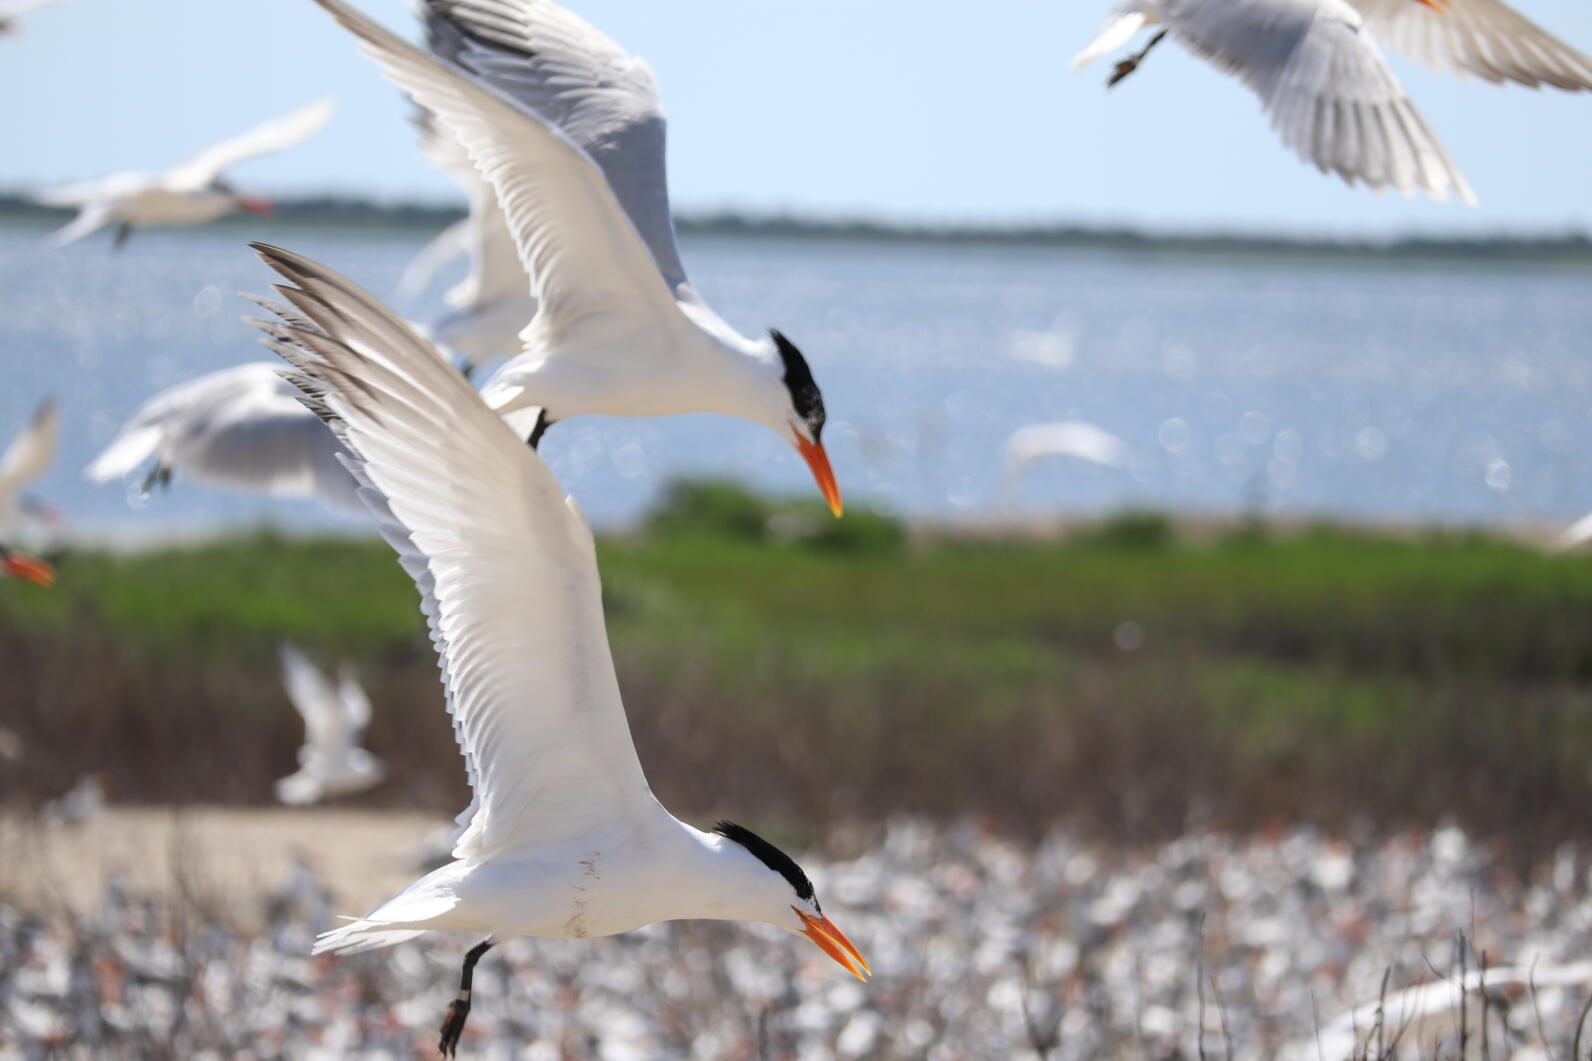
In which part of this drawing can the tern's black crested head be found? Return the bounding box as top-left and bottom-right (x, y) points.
(770, 330), (825, 442)
(714, 820), (816, 905)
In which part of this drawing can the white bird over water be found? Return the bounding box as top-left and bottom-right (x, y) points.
(0, 397), (58, 587)
(1075, 0), (1592, 204)
(276, 643), (385, 806)
(35, 98), (335, 249)
(247, 240), (868, 1056)
(0, 0), (66, 36)
(316, 0), (843, 515)
(84, 357), (361, 514)
(994, 421), (1128, 508)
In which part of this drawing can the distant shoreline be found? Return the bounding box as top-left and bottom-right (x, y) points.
(3, 193), (1590, 264)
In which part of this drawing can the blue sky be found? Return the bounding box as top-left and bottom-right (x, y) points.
(2, 0), (1589, 236)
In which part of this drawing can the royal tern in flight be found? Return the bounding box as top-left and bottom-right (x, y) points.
(0, 397), (57, 587)
(35, 99), (335, 249)
(315, 0), (843, 516)
(276, 643), (385, 805)
(246, 240), (867, 1056)
(0, 0), (65, 36)
(994, 421), (1128, 508)
(1076, 0), (1592, 203)
(84, 358), (362, 513)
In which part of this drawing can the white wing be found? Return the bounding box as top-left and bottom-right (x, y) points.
(279, 642), (351, 757)
(248, 241), (657, 858)
(414, 110), (527, 313)
(0, 0), (67, 18)
(1005, 421), (1128, 469)
(396, 215), (471, 304)
(0, 397), (57, 504)
(1161, 0), (1475, 204)
(1555, 511), (1592, 552)
(168, 98), (336, 189)
(1353, 0), (1592, 90)
(407, 107), (535, 368)
(337, 662), (373, 737)
(83, 360), (362, 512)
(31, 171), (150, 207)
(422, 0), (690, 294)
(311, 0), (681, 346)
(1073, 0), (1156, 68)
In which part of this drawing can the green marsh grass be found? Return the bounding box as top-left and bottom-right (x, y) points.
(4, 483), (1591, 860)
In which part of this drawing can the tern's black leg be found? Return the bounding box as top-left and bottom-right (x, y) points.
(1108, 28), (1168, 87)
(112, 223), (134, 251)
(439, 939), (493, 1057)
(526, 409), (553, 450)
(139, 464), (171, 497)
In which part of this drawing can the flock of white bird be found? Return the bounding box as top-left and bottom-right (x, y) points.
(3, 0), (1592, 1055)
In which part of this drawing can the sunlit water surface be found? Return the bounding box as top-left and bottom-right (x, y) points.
(3, 220), (1588, 539)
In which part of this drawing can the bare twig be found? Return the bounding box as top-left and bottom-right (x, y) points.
(1570, 987), (1592, 1061)
(1526, 957), (1556, 1061)
(1195, 912), (1208, 1061)
(1457, 932), (1469, 1061)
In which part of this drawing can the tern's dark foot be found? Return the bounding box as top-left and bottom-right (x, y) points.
(139, 464), (172, 496)
(439, 996), (471, 1057)
(1108, 58), (1138, 87)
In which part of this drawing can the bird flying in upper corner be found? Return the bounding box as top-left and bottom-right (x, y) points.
(0, 397), (58, 588)
(315, 0), (843, 516)
(276, 643), (385, 806)
(83, 356), (363, 514)
(34, 98), (335, 249)
(1074, 0), (1592, 205)
(0, 0), (66, 36)
(246, 238), (868, 1057)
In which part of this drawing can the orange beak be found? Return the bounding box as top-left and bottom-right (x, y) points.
(794, 435), (843, 518)
(796, 909), (870, 981)
(2, 552), (54, 588)
(1412, 0), (1448, 9)
(237, 196), (275, 218)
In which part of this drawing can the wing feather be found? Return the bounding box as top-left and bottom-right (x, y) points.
(0, 397), (56, 502)
(247, 241), (658, 858)
(1162, 0), (1475, 203)
(311, 0), (680, 345)
(168, 99), (337, 189)
(279, 642), (349, 754)
(423, 0), (690, 294)
(1354, 0), (1592, 90)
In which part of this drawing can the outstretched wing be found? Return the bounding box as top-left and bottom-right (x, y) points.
(248, 242), (658, 858)
(413, 107), (529, 314)
(1073, 0), (1156, 68)
(0, 0), (67, 19)
(337, 662), (373, 739)
(0, 396), (56, 502)
(310, 0), (682, 347)
(423, 0), (690, 294)
(168, 98), (336, 188)
(1354, 0), (1592, 90)
(279, 642), (350, 755)
(1165, 0), (1474, 204)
